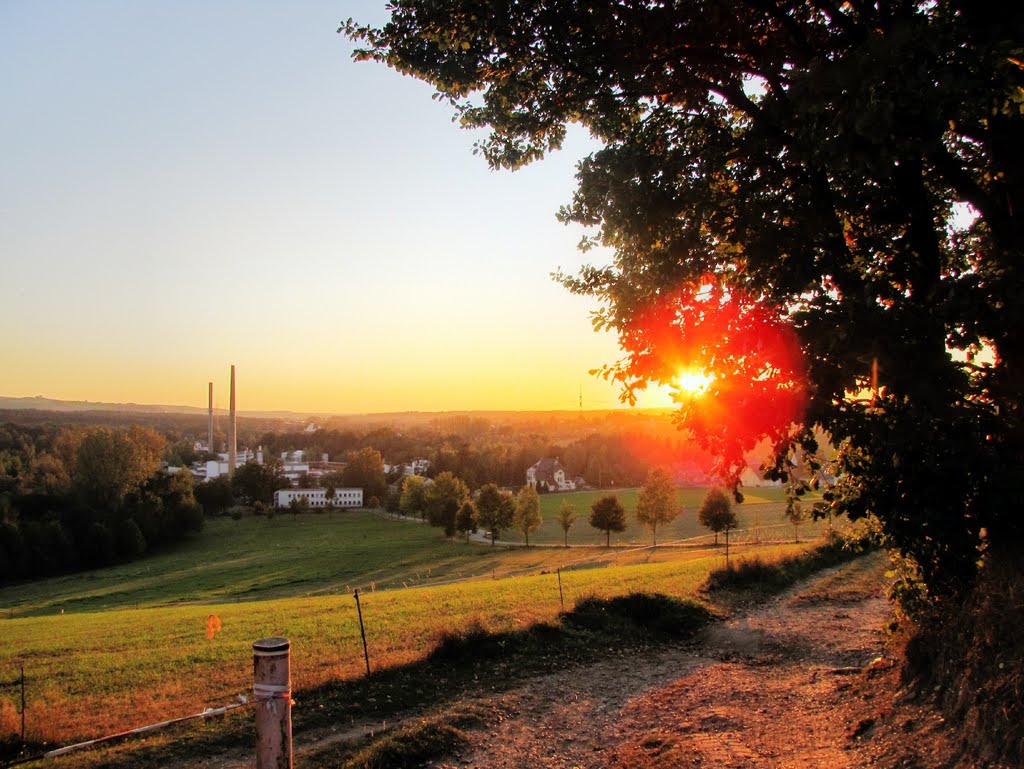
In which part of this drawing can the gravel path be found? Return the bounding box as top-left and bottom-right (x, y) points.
(424, 554), (957, 769)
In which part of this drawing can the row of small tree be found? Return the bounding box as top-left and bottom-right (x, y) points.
(390, 467), (741, 549)
(580, 470), (739, 548)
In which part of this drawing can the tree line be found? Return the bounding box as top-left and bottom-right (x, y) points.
(0, 425), (202, 581)
(387, 466), (740, 549)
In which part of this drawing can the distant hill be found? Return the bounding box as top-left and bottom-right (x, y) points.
(0, 395), (671, 422)
(0, 395), (305, 420)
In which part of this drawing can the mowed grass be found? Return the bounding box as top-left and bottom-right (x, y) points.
(518, 486), (824, 546)
(0, 511), (556, 617)
(0, 489), (822, 617)
(0, 507), (817, 743)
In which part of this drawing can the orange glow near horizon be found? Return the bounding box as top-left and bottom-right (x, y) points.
(615, 279), (807, 462)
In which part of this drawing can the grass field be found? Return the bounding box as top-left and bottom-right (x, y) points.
(0, 505), (823, 745)
(518, 485), (824, 546)
(0, 486), (823, 617)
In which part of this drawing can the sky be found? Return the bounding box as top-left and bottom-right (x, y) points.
(0, 1), (674, 414)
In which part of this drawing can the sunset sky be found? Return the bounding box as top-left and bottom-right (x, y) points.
(1, 1), (675, 414)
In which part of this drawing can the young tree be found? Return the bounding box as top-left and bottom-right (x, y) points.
(513, 484), (542, 546)
(786, 498), (810, 543)
(698, 487), (739, 546)
(424, 471), (470, 537)
(345, 1), (1024, 597)
(635, 467), (679, 546)
(555, 500), (577, 547)
(476, 483), (514, 545)
(399, 475), (428, 520)
(289, 495), (309, 520)
(383, 485), (402, 517)
(589, 494), (626, 548)
(455, 499), (477, 541)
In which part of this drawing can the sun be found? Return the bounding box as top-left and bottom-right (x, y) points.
(673, 367), (713, 397)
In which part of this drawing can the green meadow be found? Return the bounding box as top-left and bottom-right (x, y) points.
(0, 495), (827, 744)
(522, 485), (823, 545)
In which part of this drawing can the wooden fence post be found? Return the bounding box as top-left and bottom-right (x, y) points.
(354, 589), (371, 676)
(557, 568), (564, 612)
(253, 637), (292, 769)
(20, 664), (25, 742)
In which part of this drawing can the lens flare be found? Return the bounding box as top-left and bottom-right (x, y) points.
(607, 279), (807, 482)
(673, 368), (713, 396)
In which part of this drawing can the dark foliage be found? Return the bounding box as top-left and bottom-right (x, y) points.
(344, 0), (1024, 601)
(903, 552), (1024, 767)
(565, 593), (716, 638)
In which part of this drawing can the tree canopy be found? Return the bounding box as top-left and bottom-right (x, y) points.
(425, 470), (470, 536)
(476, 482), (514, 544)
(589, 494), (627, 547)
(345, 1), (1024, 596)
(698, 487), (738, 545)
(635, 466), (679, 545)
(514, 484), (542, 546)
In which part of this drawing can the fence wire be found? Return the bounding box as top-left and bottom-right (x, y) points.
(2, 695), (266, 768)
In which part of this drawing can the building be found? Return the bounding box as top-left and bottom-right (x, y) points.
(273, 487), (363, 509)
(201, 448), (257, 480)
(526, 458), (576, 492)
(384, 458), (431, 477)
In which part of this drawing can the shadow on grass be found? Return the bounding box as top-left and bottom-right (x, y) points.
(702, 531), (876, 606)
(40, 540), (870, 769)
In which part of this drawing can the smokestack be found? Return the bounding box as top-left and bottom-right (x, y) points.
(228, 365), (237, 477)
(207, 381), (214, 454)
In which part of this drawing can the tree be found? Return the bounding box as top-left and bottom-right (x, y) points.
(195, 476), (234, 516)
(785, 498), (810, 543)
(589, 494), (626, 548)
(476, 483), (514, 545)
(635, 467), (678, 546)
(72, 426), (165, 510)
(116, 518), (147, 559)
(698, 488), (738, 547)
(513, 484), (542, 546)
(455, 499), (477, 541)
(555, 500), (577, 547)
(345, 1), (1024, 598)
(384, 485), (402, 516)
(342, 447), (387, 502)
(424, 471), (470, 537)
(289, 495), (310, 519)
(399, 475), (428, 519)
(232, 460), (288, 506)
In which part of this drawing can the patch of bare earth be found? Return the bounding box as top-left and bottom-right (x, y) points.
(427, 554), (959, 769)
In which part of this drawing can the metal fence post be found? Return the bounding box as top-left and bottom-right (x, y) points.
(253, 637), (292, 769)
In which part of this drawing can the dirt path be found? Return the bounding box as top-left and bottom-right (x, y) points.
(425, 554), (957, 769)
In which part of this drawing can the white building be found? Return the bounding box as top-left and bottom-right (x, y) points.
(273, 487), (363, 509)
(526, 458), (576, 492)
(202, 448), (256, 480)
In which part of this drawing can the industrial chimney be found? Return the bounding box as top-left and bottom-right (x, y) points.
(207, 381), (214, 454)
(228, 365), (237, 477)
